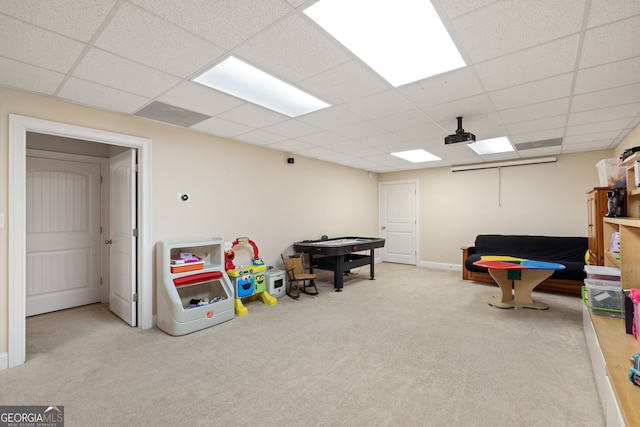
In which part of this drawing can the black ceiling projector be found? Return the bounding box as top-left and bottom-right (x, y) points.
(445, 116), (476, 144)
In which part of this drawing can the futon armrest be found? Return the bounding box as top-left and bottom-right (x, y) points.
(461, 246), (476, 280)
(461, 246), (475, 257)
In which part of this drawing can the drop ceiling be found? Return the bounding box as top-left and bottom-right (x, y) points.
(1, 0), (639, 173)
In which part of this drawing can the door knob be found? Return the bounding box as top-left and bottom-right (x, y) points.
(104, 239), (112, 244)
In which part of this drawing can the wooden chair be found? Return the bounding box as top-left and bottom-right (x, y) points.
(281, 253), (318, 298)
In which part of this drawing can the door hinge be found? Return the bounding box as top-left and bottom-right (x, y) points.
(100, 175), (103, 183)
(100, 277), (103, 285)
(100, 226), (103, 234)
(133, 293), (139, 302)
(132, 228), (138, 237)
(134, 164), (139, 173)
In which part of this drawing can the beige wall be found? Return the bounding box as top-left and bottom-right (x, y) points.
(614, 124), (640, 159)
(0, 87), (379, 355)
(380, 150), (612, 266)
(1, 85), (638, 359)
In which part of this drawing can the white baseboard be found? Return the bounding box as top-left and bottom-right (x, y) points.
(417, 261), (462, 271)
(0, 352), (8, 371)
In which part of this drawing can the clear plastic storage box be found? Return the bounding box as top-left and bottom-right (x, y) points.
(583, 279), (623, 318)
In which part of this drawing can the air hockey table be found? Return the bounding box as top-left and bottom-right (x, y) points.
(293, 237), (386, 291)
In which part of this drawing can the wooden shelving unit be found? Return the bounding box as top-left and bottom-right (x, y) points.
(587, 153), (640, 426)
(588, 187), (610, 265)
(584, 304), (640, 426)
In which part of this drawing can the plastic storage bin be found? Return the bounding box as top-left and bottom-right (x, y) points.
(157, 238), (235, 336)
(583, 279), (624, 318)
(596, 158), (626, 187)
(584, 265), (621, 282)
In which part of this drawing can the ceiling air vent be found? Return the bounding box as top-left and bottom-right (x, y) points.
(134, 101), (211, 127)
(514, 138), (562, 151)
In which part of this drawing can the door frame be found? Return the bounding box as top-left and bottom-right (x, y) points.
(378, 179), (419, 265)
(8, 114), (153, 369)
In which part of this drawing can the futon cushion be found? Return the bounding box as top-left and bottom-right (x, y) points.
(465, 234), (588, 281)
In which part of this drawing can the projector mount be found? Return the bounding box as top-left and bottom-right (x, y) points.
(444, 116), (476, 144)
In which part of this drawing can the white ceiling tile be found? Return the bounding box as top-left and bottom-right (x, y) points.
(398, 67), (484, 108)
(286, 0), (307, 7)
(563, 130), (623, 145)
(73, 48), (181, 98)
(296, 106), (363, 129)
(131, 0), (291, 50)
(571, 83), (640, 112)
(190, 116), (254, 137)
(422, 94), (497, 123)
(341, 90), (415, 120)
(457, 112), (505, 134)
(332, 121), (387, 139)
(0, 57), (64, 94)
(263, 119), (322, 139)
(580, 15), (640, 68)
(233, 129), (288, 146)
(435, 0), (497, 20)
(569, 104), (640, 126)
(234, 13), (352, 83)
(0, 0), (637, 172)
(509, 128), (564, 144)
(0, 0), (118, 42)
(266, 139), (315, 152)
(295, 146), (337, 158)
(354, 133), (406, 149)
(499, 98), (570, 124)
(474, 35), (580, 91)
(489, 74), (573, 110)
(57, 77), (150, 113)
(506, 115), (567, 135)
(0, 15), (85, 73)
(566, 118), (636, 136)
(298, 60), (389, 105)
(94, 3), (224, 77)
(393, 122), (445, 142)
(562, 140), (613, 151)
(297, 131), (348, 146)
(375, 110), (436, 133)
(587, 0), (640, 28)
(158, 81), (244, 116)
(217, 104), (289, 128)
(451, 0), (586, 63)
(575, 56), (640, 94)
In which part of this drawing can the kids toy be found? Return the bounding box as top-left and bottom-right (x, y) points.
(225, 237), (277, 316)
(629, 353), (640, 386)
(224, 242), (235, 271)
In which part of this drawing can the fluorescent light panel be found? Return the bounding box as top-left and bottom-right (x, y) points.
(304, 0), (466, 87)
(467, 136), (514, 155)
(391, 149), (441, 163)
(193, 56), (330, 117)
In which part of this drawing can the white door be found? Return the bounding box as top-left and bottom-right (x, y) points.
(108, 149), (137, 326)
(25, 157), (102, 315)
(379, 181), (417, 264)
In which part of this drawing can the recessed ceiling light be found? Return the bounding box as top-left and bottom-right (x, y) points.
(467, 137), (514, 155)
(193, 56), (330, 117)
(391, 149), (441, 163)
(304, 0), (466, 87)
